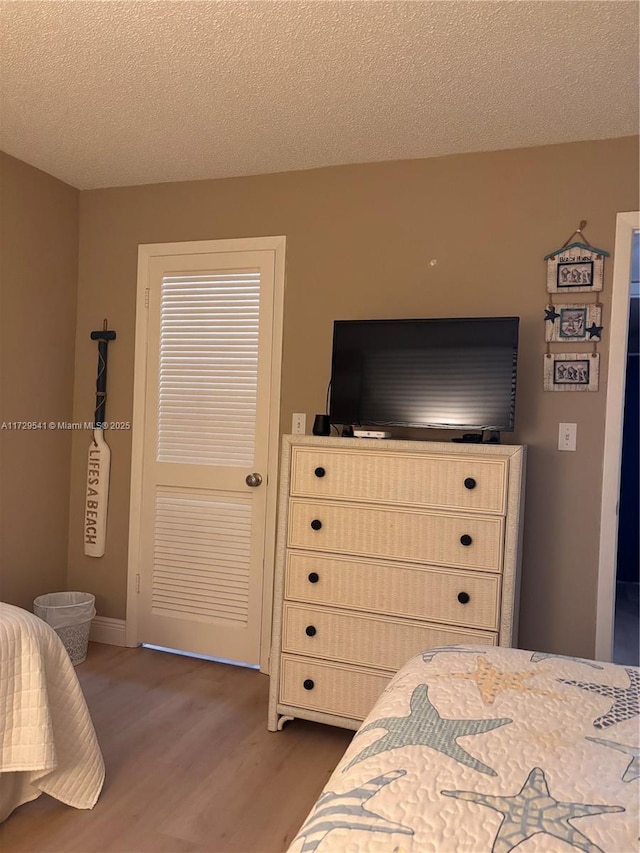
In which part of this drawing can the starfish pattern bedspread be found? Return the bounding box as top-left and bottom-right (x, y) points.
(288, 645), (639, 853)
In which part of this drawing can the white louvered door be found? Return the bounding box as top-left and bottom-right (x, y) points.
(133, 242), (283, 665)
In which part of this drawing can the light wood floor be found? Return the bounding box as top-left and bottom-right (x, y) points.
(0, 643), (353, 853)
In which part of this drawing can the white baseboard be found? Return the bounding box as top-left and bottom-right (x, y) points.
(90, 615), (126, 646)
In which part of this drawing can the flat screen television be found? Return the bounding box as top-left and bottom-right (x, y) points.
(329, 317), (519, 433)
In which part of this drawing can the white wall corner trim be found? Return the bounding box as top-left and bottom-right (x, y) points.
(596, 210), (639, 662)
(90, 615), (127, 646)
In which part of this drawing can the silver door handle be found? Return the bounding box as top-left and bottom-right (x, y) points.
(245, 472), (263, 487)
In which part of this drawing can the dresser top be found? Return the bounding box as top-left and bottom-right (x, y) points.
(283, 434), (525, 460)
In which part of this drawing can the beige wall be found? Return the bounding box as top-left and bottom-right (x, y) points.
(0, 152), (79, 610)
(68, 136), (639, 658)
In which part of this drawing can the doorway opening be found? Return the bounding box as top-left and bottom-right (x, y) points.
(142, 643), (260, 670)
(613, 229), (639, 665)
(126, 237), (286, 673)
(596, 212), (639, 662)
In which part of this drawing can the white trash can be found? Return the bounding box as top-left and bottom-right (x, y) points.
(34, 591), (96, 665)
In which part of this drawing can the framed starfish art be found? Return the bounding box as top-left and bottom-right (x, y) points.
(544, 303), (603, 342)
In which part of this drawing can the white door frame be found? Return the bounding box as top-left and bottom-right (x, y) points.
(125, 236), (286, 673)
(595, 211), (638, 661)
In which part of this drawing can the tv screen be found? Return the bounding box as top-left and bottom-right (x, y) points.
(329, 317), (519, 432)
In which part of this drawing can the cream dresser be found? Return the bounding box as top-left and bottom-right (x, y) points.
(268, 435), (526, 732)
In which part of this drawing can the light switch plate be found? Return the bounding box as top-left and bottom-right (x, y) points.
(558, 422), (577, 451)
(292, 413), (306, 434)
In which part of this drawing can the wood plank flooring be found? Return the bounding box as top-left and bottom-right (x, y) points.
(0, 643), (353, 853)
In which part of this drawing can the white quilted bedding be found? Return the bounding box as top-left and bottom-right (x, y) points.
(0, 602), (105, 821)
(288, 645), (639, 853)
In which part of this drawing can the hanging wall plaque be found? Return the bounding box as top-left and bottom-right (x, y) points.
(545, 241), (609, 294)
(543, 352), (600, 392)
(544, 303), (603, 342)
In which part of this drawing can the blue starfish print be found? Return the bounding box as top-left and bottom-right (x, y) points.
(443, 766), (624, 853)
(545, 306), (561, 322)
(422, 645), (486, 664)
(343, 683), (511, 776)
(560, 667), (639, 729)
(530, 652), (604, 669)
(586, 737), (640, 783)
(291, 770), (413, 852)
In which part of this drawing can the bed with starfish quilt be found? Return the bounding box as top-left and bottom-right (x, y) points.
(287, 644), (639, 853)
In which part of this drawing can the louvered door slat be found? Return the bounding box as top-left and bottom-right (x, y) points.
(153, 574), (249, 589)
(152, 559), (252, 576)
(154, 548), (251, 564)
(158, 270), (260, 467)
(153, 584), (249, 603)
(151, 487), (252, 625)
(153, 586), (249, 605)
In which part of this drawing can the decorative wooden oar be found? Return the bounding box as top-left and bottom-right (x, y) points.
(84, 320), (116, 557)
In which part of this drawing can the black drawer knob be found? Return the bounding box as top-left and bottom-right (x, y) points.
(305, 625), (317, 637)
(460, 534), (473, 546)
(303, 679), (315, 690)
(464, 477), (477, 490)
(457, 592), (471, 604)
(314, 467), (326, 478)
(308, 572), (319, 583)
(310, 519), (322, 531)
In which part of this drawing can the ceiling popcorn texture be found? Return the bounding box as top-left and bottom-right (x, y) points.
(0, 1), (637, 190)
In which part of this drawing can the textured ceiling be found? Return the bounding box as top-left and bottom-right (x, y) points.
(0, 1), (638, 190)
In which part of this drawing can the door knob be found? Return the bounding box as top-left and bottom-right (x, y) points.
(245, 472), (263, 487)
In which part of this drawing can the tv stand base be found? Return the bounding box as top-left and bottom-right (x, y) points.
(452, 431), (501, 444)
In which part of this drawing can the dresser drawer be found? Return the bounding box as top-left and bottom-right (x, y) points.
(282, 603), (496, 669)
(279, 655), (391, 721)
(288, 499), (505, 572)
(285, 553), (501, 630)
(291, 446), (508, 514)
